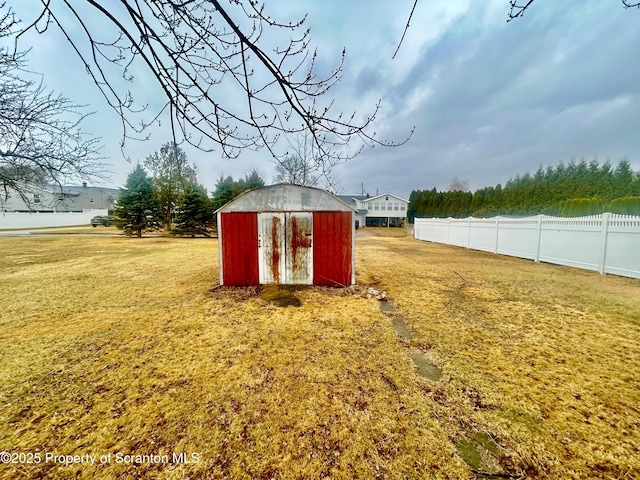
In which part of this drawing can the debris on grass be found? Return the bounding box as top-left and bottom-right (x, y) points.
(365, 287), (387, 300)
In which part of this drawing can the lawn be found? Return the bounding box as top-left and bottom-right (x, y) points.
(0, 234), (638, 479)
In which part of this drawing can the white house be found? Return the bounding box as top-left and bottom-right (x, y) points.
(337, 193), (409, 227)
(1, 183), (119, 213)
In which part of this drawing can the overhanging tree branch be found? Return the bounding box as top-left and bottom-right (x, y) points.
(10, 0), (412, 170)
(0, 4), (105, 205)
(507, 0), (639, 21)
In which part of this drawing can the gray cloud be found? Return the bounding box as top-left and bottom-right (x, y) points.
(335, 0), (640, 198)
(5, 1), (639, 197)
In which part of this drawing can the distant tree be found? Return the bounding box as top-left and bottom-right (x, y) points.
(211, 170), (266, 211)
(609, 196), (640, 216)
(556, 197), (604, 217)
(210, 175), (237, 211)
(613, 159), (634, 197)
(447, 177), (469, 192)
(144, 142), (198, 232)
(633, 172), (640, 196)
(274, 154), (319, 187)
(113, 165), (161, 237)
(173, 183), (214, 237)
(241, 168), (266, 190)
(0, 8), (103, 206)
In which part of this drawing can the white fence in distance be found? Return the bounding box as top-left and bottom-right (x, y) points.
(414, 213), (640, 279)
(0, 209), (109, 230)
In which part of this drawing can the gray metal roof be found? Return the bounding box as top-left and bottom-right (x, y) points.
(216, 183), (358, 213)
(336, 195), (370, 205)
(45, 184), (120, 196)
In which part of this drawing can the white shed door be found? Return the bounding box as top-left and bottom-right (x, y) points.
(258, 212), (286, 284)
(257, 212), (313, 284)
(285, 212), (313, 285)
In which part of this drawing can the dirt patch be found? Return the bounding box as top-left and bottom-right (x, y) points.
(377, 300), (412, 340)
(391, 317), (412, 341)
(409, 352), (441, 380)
(456, 431), (504, 475)
(259, 284), (304, 307)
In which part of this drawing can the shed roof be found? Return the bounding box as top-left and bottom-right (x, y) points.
(215, 183), (357, 213)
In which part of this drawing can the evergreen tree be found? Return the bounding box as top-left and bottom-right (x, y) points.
(211, 170), (267, 211)
(613, 159), (634, 197)
(409, 158), (638, 219)
(242, 168), (266, 190)
(609, 196), (640, 215)
(144, 142), (198, 232)
(173, 183), (215, 237)
(114, 165), (161, 237)
(561, 197), (604, 217)
(211, 175), (236, 211)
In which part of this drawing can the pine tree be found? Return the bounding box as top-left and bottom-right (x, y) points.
(114, 165), (161, 237)
(211, 175), (236, 211)
(144, 142), (198, 232)
(242, 168), (266, 190)
(173, 183), (214, 237)
(408, 158), (638, 219)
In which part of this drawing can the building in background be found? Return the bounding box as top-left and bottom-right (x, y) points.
(1, 183), (119, 213)
(337, 193), (409, 227)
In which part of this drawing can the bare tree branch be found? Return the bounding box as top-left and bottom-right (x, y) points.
(9, 0), (413, 174)
(0, 4), (105, 206)
(507, 0), (536, 22)
(392, 0), (418, 60)
(508, 0), (639, 21)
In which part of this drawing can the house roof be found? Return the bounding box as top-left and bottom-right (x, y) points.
(336, 195), (369, 205)
(46, 185), (120, 196)
(216, 183), (358, 213)
(365, 192), (410, 203)
(338, 193), (410, 204)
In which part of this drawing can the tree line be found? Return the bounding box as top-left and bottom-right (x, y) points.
(114, 142), (265, 237)
(408, 159), (640, 221)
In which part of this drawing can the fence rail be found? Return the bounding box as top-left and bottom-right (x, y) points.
(0, 210), (108, 230)
(414, 213), (640, 279)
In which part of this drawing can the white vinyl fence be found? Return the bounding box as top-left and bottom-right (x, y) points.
(0, 209), (108, 230)
(414, 214), (640, 279)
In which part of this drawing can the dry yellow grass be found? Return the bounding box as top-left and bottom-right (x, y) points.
(0, 234), (638, 479)
(358, 227), (410, 238)
(35, 226), (122, 235)
(0, 236), (467, 479)
(357, 235), (640, 479)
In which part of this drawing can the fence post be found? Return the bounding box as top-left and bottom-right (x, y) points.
(535, 214), (543, 263)
(447, 218), (451, 245)
(599, 213), (611, 275)
(467, 217), (472, 248)
(494, 216), (500, 254)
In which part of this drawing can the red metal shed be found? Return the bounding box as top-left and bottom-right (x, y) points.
(216, 184), (356, 286)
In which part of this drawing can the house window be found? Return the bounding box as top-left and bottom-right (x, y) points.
(33, 194), (40, 204)
(89, 197), (94, 203)
(400, 204), (406, 211)
(385, 196), (389, 201)
(374, 202), (379, 210)
(381, 203), (386, 210)
(394, 203), (399, 211)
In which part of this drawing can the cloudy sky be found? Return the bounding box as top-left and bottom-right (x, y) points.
(6, 0), (640, 199)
